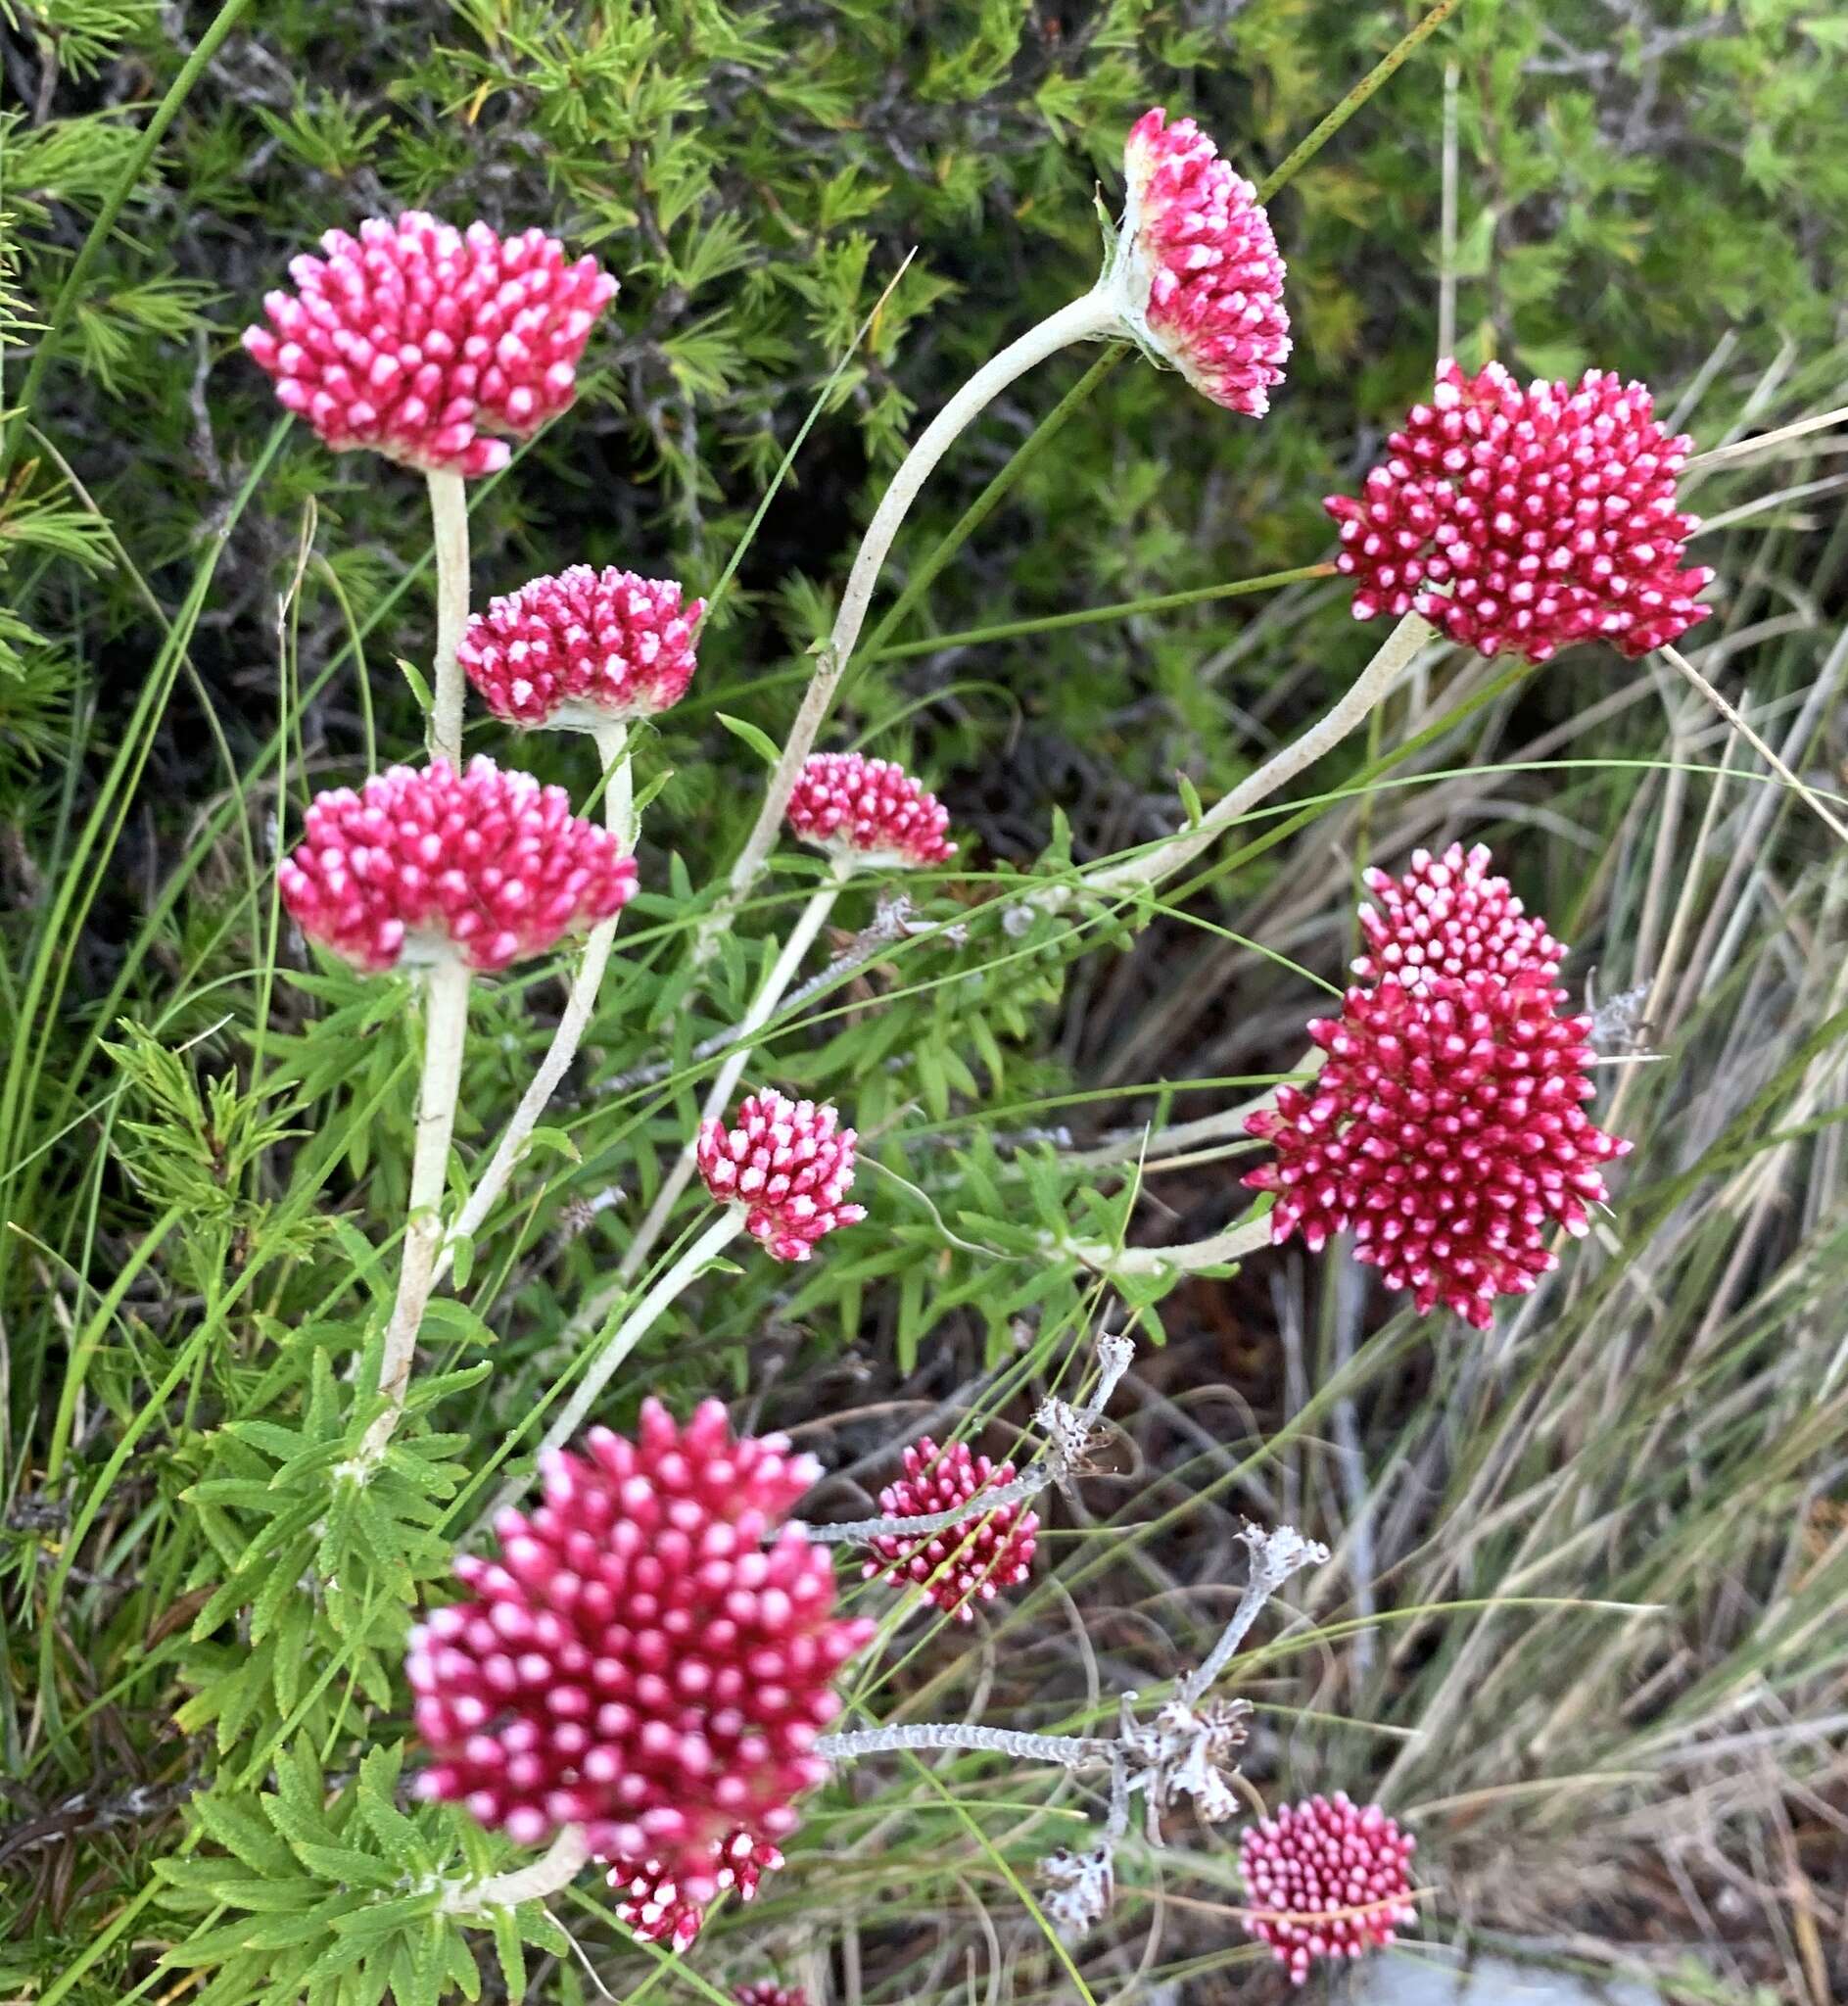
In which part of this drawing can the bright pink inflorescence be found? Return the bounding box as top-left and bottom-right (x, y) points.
(784, 753), (955, 869)
(696, 1091), (867, 1262)
(458, 565), (704, 728)
(1326, 358), (1712, 660)
(1239, 1791), (1418, 1984)
(1118, 107), (1291, 417)
(279, 757), (635, 975)
(243, 214), (617, 476)
(733, 1986), (807, 2006)
(1244, 968), (1631, 1329)
(861, 1438), (1038, 1622)
(409, 1400), (874, 1893)
(604, 1829), (783, 1950)
(1354, 842), (1566, 993)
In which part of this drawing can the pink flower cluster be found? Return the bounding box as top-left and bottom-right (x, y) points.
(409, 1401), (873, 1892)
(734, 1986), (807, 2006)
(1327, 359), (1712, 660)
(697, 1090), (867, 1261)
(863, 1437), (1038, 1621)
(459, 565), (704, 728)
(1246, 848), (1630, 1327)
(784, 753), (955, 869)
(1119, 108), (1291, 417)
(243, 214), (617, 476)
(1354, 842), (1565, 992)
(1239, 1791), (1418, 1984)
(279, 757), (636, 974)
(605, 1828), (782, 1950)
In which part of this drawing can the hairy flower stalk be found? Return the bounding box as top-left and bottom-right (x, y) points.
(426, 470), (470, 765)
(442, 1825), (592, 1915)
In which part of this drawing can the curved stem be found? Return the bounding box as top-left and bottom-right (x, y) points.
(477, 1211), (744, 1527)
(437, 719), (633, 1287)
(443, 1826), (589, 1915)
(1070, 1215), (1273, 1279)
(426, 468), (470, 767)
(708, 286), (1119, 939)
(818, 1723), (1112, 1768)
(617, 864), (850, 1282)
(351, 956), (471, 1475)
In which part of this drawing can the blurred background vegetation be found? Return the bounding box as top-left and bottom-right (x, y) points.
(3, 2), (1846, 2002)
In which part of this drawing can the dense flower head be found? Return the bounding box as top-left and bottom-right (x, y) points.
(1326, 358), (1712, 660)
(459, 566), (703, 728)
(1355, 843), (1566, 992)
(1115, 107), (1291, 416)
(1239, 1792), (1418, 1984)
(409, 1400), (873, 1891)
(243, 213), (617, 475)
(603, 1829), (782, 1950)
(733, 1986), (807, 2006)
(279, 756), (635, 974)
(1244, 974), (1631, 1328)
(784, 753), (955, 869)
(696, 1091), (867, 1262)
(862, 1437), (1038, 1621)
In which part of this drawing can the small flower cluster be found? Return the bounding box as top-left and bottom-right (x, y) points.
(604, 1830), (782, 1950)
(733, 1985), (807, 2006)
(460, 565), (704, 728)
(1239, 1792), (1418, 1985)
(1246, 846), (1630, 1326)
(1327, 359), (1711, 660)
(243, 214), (616, 476)
(784, 752), (955, 869)
(1116, 108), (1292, 416)
(697, 1090), (867, 1262)
(279, 757), (636, 973)
(409, 1401), (872, 1891)
(862, 1437), (1038, 1620)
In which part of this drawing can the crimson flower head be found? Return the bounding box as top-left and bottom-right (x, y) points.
(1244, 975), (1631, 1328)
(696, 1090), (867, 1262)
(1326, 358), (1712, 660)
(1355, 843), (1566, 992)
(279, 756), (635, 975)
(784, 753), (955, 870)
(734, 1986), (807, 2006)
(409, 1400), (874, 1891)
(1239, 1792), (1418, 1984)
(1111, 107), (1291, 417)
(604, 1829), (782, 1951)
(459, 566), (703, 729)
(862, 1438), (1038, 1622)
(243, 214), (617, 476)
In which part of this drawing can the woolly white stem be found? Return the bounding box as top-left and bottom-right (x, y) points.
(1660, 644), (1848, 845)
(1179, 1526), (1329, 1706)
(617, 860), (852, 1282)
(438, 718), (633, 1286)
(1078, 609), (1437, 902)
(818, 1723), (1112, 1767)
(426, 468), (470, 767)
(351, 954), (471, 1475)
(443, 1826), (590, 1915)
(478, 1210), (744, 1527)
(1066, 1215), (1273, 1279)
(705, 285), (1120, 946)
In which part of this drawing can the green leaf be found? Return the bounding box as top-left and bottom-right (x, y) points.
(715, 710), (782, 767)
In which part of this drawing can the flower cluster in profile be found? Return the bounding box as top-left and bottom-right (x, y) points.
(279, 757), (636, 974)
(460, 565), (704, 728)
(604, 1829), (783, 1951)
(862, 1437), (1038, 1620)
(243, 214), (617, 476)
(1327, 359), (1711, 660)
(1115, 107), (1292, 416)
(1246, 845), (1630, 1327)
(784, 752), (955, 869)
(1239, 1791), (1418, 1983)
(697, 1090), (867, 1261)
(409, 1401), (873, 1889)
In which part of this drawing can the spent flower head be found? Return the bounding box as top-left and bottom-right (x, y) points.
(1239, 1792), (1418, 1984)
(279, 756), (635, 974)
(696, 1090), (867, 1262)
(408, 1400), (873, 1888)
(862, 1437), (1038, 1621)
(244, 214), (616, 476)
(784, 752), (955, 870)
(459, 566), (703, 729)
(1326, 359), (1712, 660)
(1109, 107), (1291, 416)
(1355, 842), (1566, 992)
